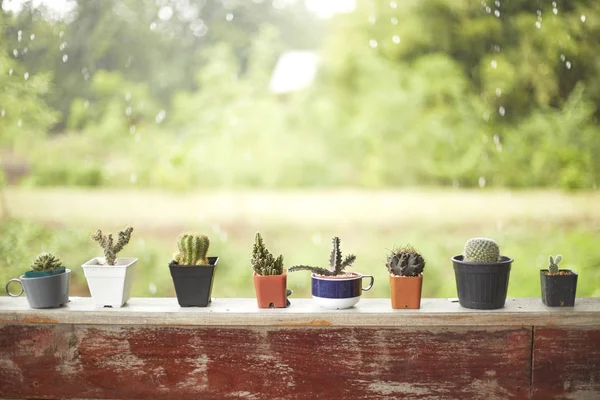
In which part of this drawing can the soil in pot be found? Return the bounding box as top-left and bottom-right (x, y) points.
(389, 274), (422, 309)
(540, 269), (578, 307)
(253, 271), (288, 308)
(169, 257), (218, 307)
(452, 255), (512, 310)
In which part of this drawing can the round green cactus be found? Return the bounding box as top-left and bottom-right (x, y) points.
(386, 246), (425, 277)
(31, 252), (62, 272)
(463, 238), (500, 263)
(174, 233), (210, 265)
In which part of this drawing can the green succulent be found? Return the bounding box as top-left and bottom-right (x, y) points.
(173, 233), (210, 265)
(251, 232), (284, 276)
(290, 237), (356, 276)
(91, 227), (134, 265)
(548, 254), (562, 275)
(463, 237), (500, 263)
(387, 246), (425, 277)
(31, 252), (62, 272)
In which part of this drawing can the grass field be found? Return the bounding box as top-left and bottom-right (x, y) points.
(1, 187), (599, 300)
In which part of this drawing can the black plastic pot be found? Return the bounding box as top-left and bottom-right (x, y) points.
(452, 255), (513, 310)
(540, 270), (578, 307)
(169, 257), (218, 307)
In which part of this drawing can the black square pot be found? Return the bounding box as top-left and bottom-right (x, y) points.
(452, 255), (513, 310)
(169, 257), (218, 307)
(540, 269), (578, 307)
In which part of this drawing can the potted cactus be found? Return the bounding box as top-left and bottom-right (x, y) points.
(290, 237), (374, 309)
(82, 226), (137, 308)
(387, 246), (425, 309)
(540, 254), (578, 307)
(451, 237), (513, 309)
(251, 232), (289, 308)
(169, 233), (218, 307)
(5, 253), (70, 309)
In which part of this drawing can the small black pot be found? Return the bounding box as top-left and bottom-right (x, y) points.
(540, 270), (578, 307)
(169, 257), (218, 307)
(452, 255), (513, 310)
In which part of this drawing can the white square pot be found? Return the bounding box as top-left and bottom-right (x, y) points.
(82, 257), (138, 308)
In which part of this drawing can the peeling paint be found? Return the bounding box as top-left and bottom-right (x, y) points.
(368, 381), (432, 396)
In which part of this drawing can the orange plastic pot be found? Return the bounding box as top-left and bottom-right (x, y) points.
(389, 274), (423, 309)
(253, 270), (288, 308)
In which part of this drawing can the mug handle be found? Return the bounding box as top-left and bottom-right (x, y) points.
(361, 275), (374, 292)
(6, 278), (24, 297)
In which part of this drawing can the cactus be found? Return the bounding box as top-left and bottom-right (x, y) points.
(548, 254), (562, 275)
(91, 227), (134, 265)
(463, 237), (500, 263)
(173, 233), (210, 265)
(387, 246), (425, 277)
(290, 237), (356, 276)
(31, 252), (63, 272)
(251, 232), (284, 276)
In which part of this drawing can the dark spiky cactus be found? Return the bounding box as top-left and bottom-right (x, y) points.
(31, 252), (63, 272)
(386, 246), (425, 277)
(91, 227), (134, 265)
(548, 254), (562, 275)
(173, 233), (210, 265)
(252, 232), (284, 276)
(289, 237), (356, 276)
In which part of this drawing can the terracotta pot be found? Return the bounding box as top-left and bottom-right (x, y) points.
(389, 274), (423, 309)
(253, 270), (288, 308)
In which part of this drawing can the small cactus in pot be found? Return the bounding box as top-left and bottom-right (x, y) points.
(91, 226), (134, 265)
(290, 237), (356, 277)
(172, 233), (211, 266)
(547, 255), (562, 275)
(25, 252), (65, 277)
(541, 254), (578, 307)
(387, 245), (425, 309)
(387, 246), (425, 277)
(251, 232), (289, 308)
(463, 238), (500, 263)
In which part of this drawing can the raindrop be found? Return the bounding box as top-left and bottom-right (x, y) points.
(17, 119), (22, 127)
(369, 39), (378, 48)
(498, 106), (506, 116)
(491, 60), (497, 69)
(560, 54), (566, 62)
(17, 30), (22, 42)
(125, 106), (132, 116)
(368, 15), (376, 24)
(150, 22), (157, 31)
(580, 15), (586, 23)
(535, 21), (541, 29)
(390, 1), (397, 8)
(62, 54), (68, 63)
(8, 69), (13, 75)
(30, 33), (35, 41)
(225, 13), (233, 21)
(485, 6), (491, 13)
(494, 10), (500, 17)
(158, 6), (173, 21)
(155, 110), (166, 124)
(0, 110), (5, 117)
(13, 49), (18, 57)
(391, 17), (398, 25)
(392, 35), (400, 44)
(495, 88), (502, 97)
(130, 173), (137, 184)
(24, 72), (29, 80)
(478, 177), (486, 188)
(565, 61), (572, 69)
(59, 42), (67, 51)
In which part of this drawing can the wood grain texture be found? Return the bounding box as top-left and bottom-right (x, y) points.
(1, 297), (599, 327)
(0, 324), (531, 400)
(532, 327), (600, 400)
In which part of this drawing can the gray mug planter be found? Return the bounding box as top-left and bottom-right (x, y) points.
(6, 269), (71, 309)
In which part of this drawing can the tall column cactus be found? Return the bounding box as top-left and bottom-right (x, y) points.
(174, 233), (210, 265)
(92, 227), (134, 265)
(251, 232), (284, 276)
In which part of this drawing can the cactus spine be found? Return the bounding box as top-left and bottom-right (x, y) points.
(463, 237), (500, 263)
(290, 236), (356, 276)
(174, 233), (210, 265)
(31, 252), (62, 272)
(251, 232), (284, 276)
(548, 254), (562, 275)
(91, 227), (134, 265)
(387, 246), (425, 277)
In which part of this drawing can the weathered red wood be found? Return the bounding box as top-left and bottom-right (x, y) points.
(0, 324), (531, 400)
(532, 327), (600, 400)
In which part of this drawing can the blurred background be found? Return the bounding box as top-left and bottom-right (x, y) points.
(1, 0), (599, 300)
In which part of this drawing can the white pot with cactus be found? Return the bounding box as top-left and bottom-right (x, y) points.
(82, 226), (137, 308)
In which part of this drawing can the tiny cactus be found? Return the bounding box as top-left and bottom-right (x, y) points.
(548, 254), (562, 275)
(290, 237), (356, 276)
(91, 227), (134, 265)
(173, 233), (210, 265)
(463, 237), (500, 263)
(31, 252), (62, 272)
(251, 232), (284, 276)
(387, 246), (425, 277)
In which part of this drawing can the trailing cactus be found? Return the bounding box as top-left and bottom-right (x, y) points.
(31, 252), (63, 272)
(463, 237), (500, 263)
(387, 246), (425, 277)
(173, 233), (210, 265)
(548, 254), (562, 275)
(91, 227), (134, 265)
(251, 232), (284, 276)
(290, 236), (356, 276)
